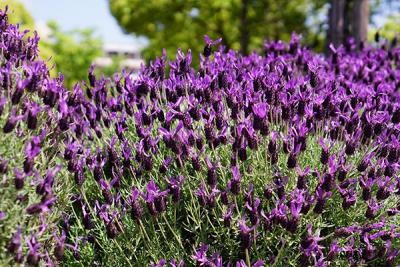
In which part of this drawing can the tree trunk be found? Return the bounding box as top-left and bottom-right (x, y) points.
(239, 0), (249, 55)
(343, 0), (353, 41)
(352, 0), (369, 46)
(327, 0), (345, 50)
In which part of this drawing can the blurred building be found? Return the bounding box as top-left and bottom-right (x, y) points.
(36, 22), (145, 77)
(94, 43), (145, 75)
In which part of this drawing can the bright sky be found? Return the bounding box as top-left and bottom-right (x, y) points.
(19, 0), (147, 46)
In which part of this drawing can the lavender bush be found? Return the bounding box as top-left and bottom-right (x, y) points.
(0, 7), (399, 266)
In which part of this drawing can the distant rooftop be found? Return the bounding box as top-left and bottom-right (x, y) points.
(95, 43), (145, 71)
(103, 43), (145, 53)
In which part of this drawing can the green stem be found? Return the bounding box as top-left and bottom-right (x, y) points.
(155, 217), (168, 243)
(139, 219), (152, 244)
(113, 239), (133, 267)
(245, 248), (251, 267)
(234, 196), (241, 215)
(272, 238), (286, 267)
(174, 204), (177, 228)
(162, 213), (184, 250)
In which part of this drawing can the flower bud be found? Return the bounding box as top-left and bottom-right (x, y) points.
(287, 154), (297, 169)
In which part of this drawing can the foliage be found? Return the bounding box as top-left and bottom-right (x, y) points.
(1, 6), (400, 267)
(40, 21), (103, 88)
(108, 0), (325, 65)
(380, 15), (400, 40)
(369, 14), (400, 42)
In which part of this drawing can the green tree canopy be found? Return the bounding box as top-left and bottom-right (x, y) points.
(379, 15), (400, 40)
(108, 0), (325, 64)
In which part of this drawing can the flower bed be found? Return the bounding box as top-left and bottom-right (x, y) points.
(0, 7), (399, 266)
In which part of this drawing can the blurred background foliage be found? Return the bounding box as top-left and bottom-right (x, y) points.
(108, 0), (328, 66)
(39, 21), (103, 88)
(369, 14), (400, 41)
(109, 0), (399, 66)
(380, 14), (400, 39)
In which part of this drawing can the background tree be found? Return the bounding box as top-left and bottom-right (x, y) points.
(327, 0), (345, 47)
(352, 0), (369, 46)
(326, 0), (398, 51)
(108, 0), (326, 64)
(40, 21), (103, 88)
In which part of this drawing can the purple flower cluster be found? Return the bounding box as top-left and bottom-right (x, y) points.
(150, 244), (264, 267)
(1, 6), (400, 266)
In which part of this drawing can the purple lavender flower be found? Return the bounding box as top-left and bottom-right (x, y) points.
(223, 205), (234, 228)
(196, 182), (207, 207)
(167, 175), (185, 203)
(246, 198), (261, 226)
(127, 186), (143, 221)
(360, 176), (374, 201)
(300, 224), (324, 264)
(25, 101), (41, 130)
(192, 243), (209, 266)
(99, 179), (113, 204)
(203, 35), (221, 57)
(236, 259), (265, 267)
(170, 258), (185, 267)
(7, 226), (22, 254)
(228, 165), (241, 195)
(206, 187), (220, 209)
(25, 234), (41, 266)
(288, 189), (304, 232)
(53, 230), (66, 260)
(313, 187), (332, 214)
(366, 198), (381, 219)
(238, 218), (256, 249)
(339, 188), (357, 210)
(252, 102), (268, 132)
(143, 180), (169, 215)
(26, 195), (56, 215)
(274, 175), (288, 200)
(159, 156), (173, 173)
(11, 78), (27, 105)
(376, 176), (394, 200)
(326, 239), (340, 261)
(150, 259), (167, 267)
(319, 138), (331, 165)
(296, 166), (310, 189)
(361, 233), (377, 261)
(287, 144), (301, 169)
(3, 107), (23, 133)
(205, 157), (218, 187)
(36, 165), (61, 195)
(14, 167), (25, 190)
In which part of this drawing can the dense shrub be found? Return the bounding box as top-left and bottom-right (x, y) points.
(0, 7), (399, 266)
